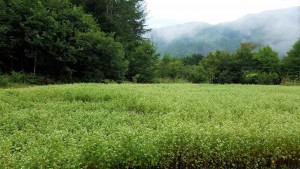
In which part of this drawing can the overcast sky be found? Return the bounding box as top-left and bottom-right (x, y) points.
(145, 0), (300, 28)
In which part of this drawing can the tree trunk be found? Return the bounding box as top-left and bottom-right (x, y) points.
(10, 55), (13, 71)
(106, 4), (109, 15)
(33, 50), (37, 76)
(111, 0), (113, 15)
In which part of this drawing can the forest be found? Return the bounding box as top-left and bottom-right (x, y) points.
(0, 0), (300, 86)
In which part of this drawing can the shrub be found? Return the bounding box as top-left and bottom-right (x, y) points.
(0, 72), (47, 87)
(0, 75), (11, 87)
(243, 72), (281, 85)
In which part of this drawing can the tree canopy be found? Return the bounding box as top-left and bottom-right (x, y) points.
(0, 0), (157, 83)
(282, 39), (300, 80)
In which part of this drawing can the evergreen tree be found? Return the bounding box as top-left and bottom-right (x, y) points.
(70, 0), (149, 43)
(70, 0), (157, 82)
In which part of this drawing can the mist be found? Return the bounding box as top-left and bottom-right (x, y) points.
(150, 22), (211, 43)
(148, 6), (300, 57)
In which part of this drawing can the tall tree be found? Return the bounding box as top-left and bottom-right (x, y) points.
(282, 39), (300, 80)
(253, 45), (280, 73)
(158, 54), (184, 79)
(232, 42), (257, 83)
(0, 0), (33, 72)
(201, 50), (236, 83)
(0, 0), (128, 82)
(70, 0), (156, 82)
(242, 45), (281, 84)
(127, 40), (158, 83)
(235, 42), (257, 70)
(70, 0), (149, 43)
(74, 30), (127, 82)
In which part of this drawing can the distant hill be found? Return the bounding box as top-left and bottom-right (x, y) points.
(148, 7), (300, 57)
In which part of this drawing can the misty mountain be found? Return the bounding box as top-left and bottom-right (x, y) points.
(148, 7), (300, 57)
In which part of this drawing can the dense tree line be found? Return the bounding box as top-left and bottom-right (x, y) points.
(0, 0), (299, 85)
(157, 40), (300, 85)
(0, 0), (157, 83)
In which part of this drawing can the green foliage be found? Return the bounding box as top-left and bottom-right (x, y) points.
(0, 0), (155, 83)
(182, 65), (208, 83)
(200, 50), (238, 83)
(235, 42), (257, 72)
(0, 72), (45, 87)
(127, 40), (159, 83)
(70, 0), (156, 82)
(0, 84), (299, 168)
(0, 0), (296, 85)
(74, 31), (127, 82)
(70, 0), (149, 43)
(158, 53), (207, 83)
(243, 72), (281, 85)
(0, 74), (11, 87)
(254, 45), (280, 73)
(282, 39), (300, 80)
(158, 54), (179, 79)
(181, 53), (204, 66)
(155, 43), (293, 85)
(242, 46), (282, 84)
(195, 44), (282, 84)
(0, 0), (129, 82)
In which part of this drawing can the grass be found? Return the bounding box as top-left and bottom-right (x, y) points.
(0, 83), (299, 168)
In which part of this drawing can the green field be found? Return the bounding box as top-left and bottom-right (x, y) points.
(0, 84), (299, 168)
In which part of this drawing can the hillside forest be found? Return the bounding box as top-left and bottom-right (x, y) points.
(0, 0), (300, 85)
(149, 7), (299, 58)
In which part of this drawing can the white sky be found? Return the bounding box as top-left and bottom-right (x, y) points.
(145, 0), (300, 28)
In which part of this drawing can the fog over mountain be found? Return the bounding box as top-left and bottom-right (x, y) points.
(148, 7), (300, 57)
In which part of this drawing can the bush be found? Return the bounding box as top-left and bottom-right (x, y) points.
(0, 72), (47, 87)
(183, 65), (208, 83)
(10, 71), (25, 83)
(10, 72), (44, 85)
(153, 77), (189, 83)
(25, 74), (44, 85)
(256, 72), (280, 84)
(243, 72), (281, 85)
(281, 78), (300, 86)
(0, 75), (11, 87)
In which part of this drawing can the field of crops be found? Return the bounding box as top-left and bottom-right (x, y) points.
(0, 84), (299, 168)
